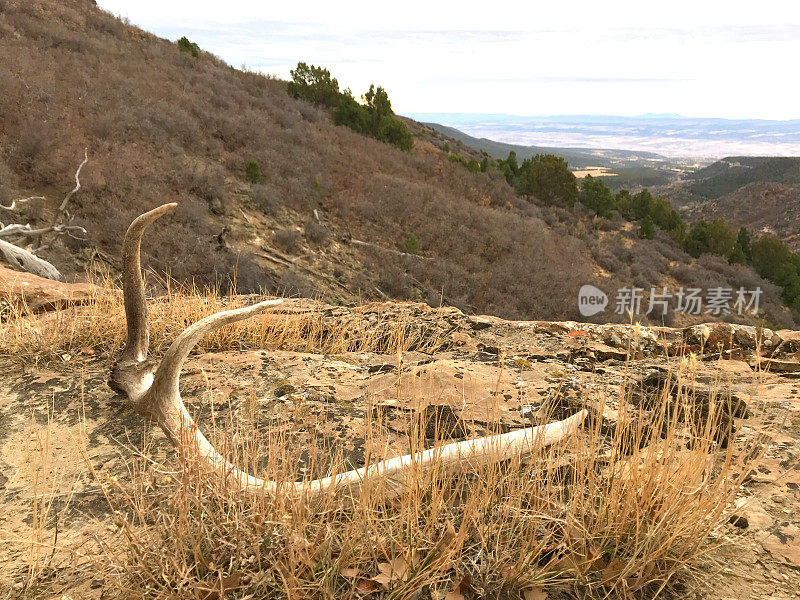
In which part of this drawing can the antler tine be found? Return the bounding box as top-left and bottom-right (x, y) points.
(139, 301), (280, 491)
(119, 203), (177, 364)
(144, 302), (283, 493)
(149, 299), (283, 401)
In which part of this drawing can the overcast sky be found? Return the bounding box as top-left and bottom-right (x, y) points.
(97, 0), (800, 120)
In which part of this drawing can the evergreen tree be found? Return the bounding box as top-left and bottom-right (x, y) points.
(579, 175), (615, 217)
(177, 36), (200, 57)
(638, 216), (655, 239)
(287, 62), (340, 107)
(683, 220), (711, 257)
(706, 219), (736, 256)
(751, 234), (791, 280)
(516, 154), (578, 206)
(377, 114), (413, 151)
(729, 227), (752, 264)
(334, 90), (369, 133)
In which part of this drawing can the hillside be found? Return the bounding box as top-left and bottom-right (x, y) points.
(659, 157), (800, 249)
(680, 182), (800, 249)
(0, 0), (796, 328)
(685, 156), (800, 199)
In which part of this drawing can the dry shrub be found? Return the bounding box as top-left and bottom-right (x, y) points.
(273, 229), (302, 254)
(277, 268), (315, 298)
(250, 183), (281, 216)
(90, 355), (766, 599)
(304, 220), (329, 245)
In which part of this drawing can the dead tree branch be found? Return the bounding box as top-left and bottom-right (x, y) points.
(0, 196), (45, 211)
(53, 147), (88, 224)
(0, 149), (88, 279)
(351, 238), (433, 261)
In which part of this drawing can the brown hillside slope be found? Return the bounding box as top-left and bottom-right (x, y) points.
(0, 0), (795, 326)
(680, 182), (800, 250)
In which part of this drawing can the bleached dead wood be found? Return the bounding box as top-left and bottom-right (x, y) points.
(50, 147), (88, 229)
(0, 239), (62, 280)
(110, 204), (587, 500)
(0, 150), (88, 278)
(0, 196), (45, 211)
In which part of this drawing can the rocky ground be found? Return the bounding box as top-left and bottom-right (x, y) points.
(0, 281), (799, 598)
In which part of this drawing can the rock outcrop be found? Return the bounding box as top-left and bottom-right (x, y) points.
(0, 265), (96, 314)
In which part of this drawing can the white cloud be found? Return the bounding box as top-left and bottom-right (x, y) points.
(97, 0), (800, 119)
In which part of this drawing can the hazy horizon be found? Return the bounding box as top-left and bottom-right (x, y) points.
(406, 113), (800, 159)
(407, 112), (800, 123)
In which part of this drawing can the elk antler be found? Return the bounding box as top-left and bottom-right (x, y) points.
(110, 204), (588, 500)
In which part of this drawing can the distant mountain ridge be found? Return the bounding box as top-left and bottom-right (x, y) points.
(407, 113), (800, 158)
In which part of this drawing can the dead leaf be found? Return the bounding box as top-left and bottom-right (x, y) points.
(444, 574), (471, 600)
(601, 557), (627, 581)
(193, 571), (241, 600)
(523, 587), (548, 600)
(372, 556), (410, 588)
(441, 520), (457, 547)
(372, 573), (391, 588)
(355, 579), (380, 594)
(340, 567), (360, 578)
(587, 544), (603, 566)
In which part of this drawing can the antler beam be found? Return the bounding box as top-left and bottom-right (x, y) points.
(110, 204), (587, 500)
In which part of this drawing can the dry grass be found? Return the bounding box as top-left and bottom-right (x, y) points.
(1, 287), (769, 598)
(0, 277), (450, 364)
(85, 352), (764, 599)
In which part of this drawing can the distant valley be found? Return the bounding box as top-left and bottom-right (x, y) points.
(417, 117), (800, 251)
(407, 113), (800, 159)
(417, 119), (701, 190)
(414, 114), (800, 190)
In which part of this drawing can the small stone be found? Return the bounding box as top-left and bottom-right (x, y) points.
(273, 382), (295, 397)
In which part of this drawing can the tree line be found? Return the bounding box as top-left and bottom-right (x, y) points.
(287, 63), (413, 152)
